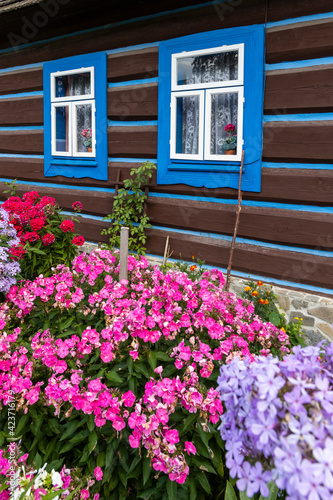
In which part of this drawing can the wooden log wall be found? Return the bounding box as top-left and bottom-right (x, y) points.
(0, 0), (332, 290)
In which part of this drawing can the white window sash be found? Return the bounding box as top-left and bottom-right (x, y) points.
(51, 66), (95, 102)
(73, 99), (96, 157)
(51, 102), (72, 157)
(204, 86), (244, 162)
(170, 90), (204, 160)
(171, 43), (244, 91)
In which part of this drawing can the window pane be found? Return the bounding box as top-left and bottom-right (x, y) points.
(55, 72), (91, 98)
(177, 50), (238, 86)
(210, 92), (238, 155)
(55, 106), (69, 152)
(175, 95), (200, 155)
(76, 104), (93, 153)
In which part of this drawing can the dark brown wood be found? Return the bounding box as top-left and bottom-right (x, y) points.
(263, 122), (333, 161)
(145, 228), (333, 289)
(107, 48), (158, 82)
(0, 1), (266, 69)
(0, 67), (43, 96)
(147, 197), (333, 249)
(0, 96), (43, 125)
(0, 130), (43, 154)
(266, 20), (333, 64)
(108, 126), (157, 157)
(265, 66), (333, 113)
(267, 0), (333, 23)
(107, 84), (158, 119)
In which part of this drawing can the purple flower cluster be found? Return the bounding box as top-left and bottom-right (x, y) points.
(0, 208), (20, 293)
(217, 342), (333, 500)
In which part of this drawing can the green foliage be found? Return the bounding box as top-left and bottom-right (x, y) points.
(102, 161), (156, 255)
(3, 179), (18, 197)
(161, 255), (206, 281)
(241, 280), (306, 348)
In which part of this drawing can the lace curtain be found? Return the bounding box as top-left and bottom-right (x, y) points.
(69, 74), (92, 153)
(178, 52), (238, 155)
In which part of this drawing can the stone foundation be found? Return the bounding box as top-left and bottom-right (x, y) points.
(80, 243), (333, 346)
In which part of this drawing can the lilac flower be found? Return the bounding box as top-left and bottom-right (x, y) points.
(217, 343), (333, 500)
(0, 208), (20, 293)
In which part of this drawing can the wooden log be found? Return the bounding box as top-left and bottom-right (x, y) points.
(263, 122), (333, 161)
(0, 96), (43, 125)
(108, 126), (157, 156)
(266, 20), (333, 64)
(107, 84), (158, 119)
(107, 47), (158, 82)
(119, 227), (129, 281)
(0, 68), (43, 96)
(0, 130), (43, 154)
(265, 66), (333, 113)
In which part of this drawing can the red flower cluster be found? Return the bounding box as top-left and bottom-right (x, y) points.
(72, 201), (83, 212)
(42, 233), (55, 246)
(30, 217), (45, 231)
(60, 220), (74, 233)
(72, 235), (85, 246)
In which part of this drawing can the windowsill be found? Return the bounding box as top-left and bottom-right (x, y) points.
(51, 158), (98, 168)
(168, 161), (244, 173)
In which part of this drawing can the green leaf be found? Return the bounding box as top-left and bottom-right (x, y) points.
(88, 430), (98, 452)
(239, 490), (253, 500)
(47, 418), (61, 435)
(192, 456), (217, 474)
(148, 350), (157, 371)
(143, 456), (151, 486)
(225, 481), (238, 500)
(155, 352), (172, 362)
(59, 420), (82, 441)
(15, 414), (30, 436)
(87, 414), (95, 432)
(166, 479), (177, 499)
(197, 472), (211, 495)
(259, 481), (278, 500)
(188, 476), (197, 500)
(179, 413), (197, 436)
(268, 311), (281, 327)
(105, 370), (123, 384)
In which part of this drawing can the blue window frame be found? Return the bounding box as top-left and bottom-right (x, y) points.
(43, 52), (108, 180)
(157, 25), (265, 191)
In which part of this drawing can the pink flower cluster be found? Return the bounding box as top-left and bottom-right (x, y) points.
(0, 249), (290, 484)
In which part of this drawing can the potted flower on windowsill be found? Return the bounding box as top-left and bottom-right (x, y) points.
(81, 128), (92, 152)
(222, 123), (237, 155)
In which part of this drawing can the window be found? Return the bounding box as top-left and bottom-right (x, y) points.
(43, 53), (107, 180)
(157, 25), (265, 191)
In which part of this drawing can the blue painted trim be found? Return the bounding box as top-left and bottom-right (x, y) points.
(108, 77), (158, 88)
(108, 157), (157, 163)
(0, 126), (44, 131)
(0, 91), (42, 100)
(43, 52), (108, 181)
(0, 2), (213, 56)
(108, 120), (158, 127)
(157, 25), (265, 192)
(145, 253), (333, 296)
(267, 10), (333, 28)
(264, 113), (333, 122)
(0, 63), (42, 75)
(266, 57), (333, 71)
(263, 162), (333, 170)
(0, 178), (115, 193)
(0, 153), (43, 158)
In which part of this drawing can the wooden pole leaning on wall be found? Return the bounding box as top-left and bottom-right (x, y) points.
(225, 150), (245, 292)
(119, 227), (129, 281)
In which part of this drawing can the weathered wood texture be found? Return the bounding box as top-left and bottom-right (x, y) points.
(1, 158), (333, 205)
(264, 66), (333, 114)
(263, 122), (333, 161)
(108, 126), (157, 157)
(0, 130), (43, 154)
(0, 96), (43, 125)
(107, 48), (158, 82)
(0, 67), (43, 96)
(107, 84), (158, 119)
(266, 20), (333, 64)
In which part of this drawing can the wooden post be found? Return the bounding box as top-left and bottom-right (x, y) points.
(162, 236), (170, 266)
(225, 150), (245, 292)
(119, 227), (129, 281)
